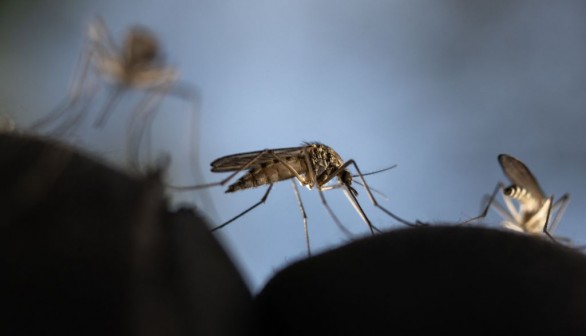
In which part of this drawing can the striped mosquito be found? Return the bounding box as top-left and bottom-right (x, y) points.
(465, 154), (570, 243)
(29, 16), (199, 170)
(173, 142), (418, 256)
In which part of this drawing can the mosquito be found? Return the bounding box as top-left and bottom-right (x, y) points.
(29, 16), (200, 170)
(465, 154), (570, 243)
(172, 142), (418, 256)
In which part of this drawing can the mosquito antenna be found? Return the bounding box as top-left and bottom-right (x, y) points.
(351, 164), (397, 178)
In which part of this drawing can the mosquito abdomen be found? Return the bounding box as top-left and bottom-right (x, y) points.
(227, 159), (308, 192)
(503, 185), (531, 199)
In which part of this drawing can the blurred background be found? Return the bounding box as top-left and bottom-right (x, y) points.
(2, 1), (585, 292)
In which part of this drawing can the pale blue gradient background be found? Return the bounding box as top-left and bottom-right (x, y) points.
(2, 1), (586, 292)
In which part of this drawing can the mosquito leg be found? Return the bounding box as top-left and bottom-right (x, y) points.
(322, 182), (389, 200)
(541, 194), (570, 244)
(173, 83), (203, 189)
(30, 96), (80, 132)
(488, 195), (518, 226)
(128, 104), (159, 170)
(30, 47), (96, 133)
(316, 188), (355, 238)
(545, 193), (570, 235)
(539, 197), (563, 245)
(93, 86), (125, 128)
(135, 82), (197, 169)
(334, 159), (419, 227)
(320, 182), (387, 232)
(461, 182), (504, 224)
(163, 82), (218, 220)
(87, 16), (119, 56)
(126, 88), (168, 169)
(48, 85), (100, 138)
(211, 184), (274, 231)
(291, 180), (311, 256)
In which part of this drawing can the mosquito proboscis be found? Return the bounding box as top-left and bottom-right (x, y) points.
(464, 154), (570, 243)
(172, 142), (418, 255)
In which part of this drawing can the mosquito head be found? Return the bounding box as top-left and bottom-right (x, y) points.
(124, 27), (161, 67)
(339, 170), (358, 196)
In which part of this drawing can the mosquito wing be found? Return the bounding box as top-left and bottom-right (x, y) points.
(498, 154), (546, 201)
(211, 146), (308, 172)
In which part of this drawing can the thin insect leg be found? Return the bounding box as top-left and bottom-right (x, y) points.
(291, 180), (311, 256)
(545, 193), (570, 234)
(211, 184), (274, 231)
(542, 194), (570, 242)
(127, 101), (159, 169)
(30, 48), (96, 132)
(316, 188), (356, 237)
(31, 95), (81, 133)
(322, 181), (389, 200)
(487, 197), (517, 225)
(88, 16), (119, 56)
(178, 84), (203, 183)
(127, 88), (168, 169)
(48, 81), (102, 138)
(151, 81), (202, 179)
(290, 149), (356, 236)
(93, 86), (125, 128)
(488, 196), (523, 232)
(165, 82), (218, 220)
(461, 182), (504, 224)
(540, 197), (563, 244)
(31, 96), (78, 134)
(330, 159), (419, 227)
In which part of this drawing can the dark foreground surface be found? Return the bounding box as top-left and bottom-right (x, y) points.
(2, 133), (586, 335)
(0, 134), (254, 336)
(256, 225), (586, 334)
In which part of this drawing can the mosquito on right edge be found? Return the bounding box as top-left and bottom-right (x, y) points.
(465, 154), (570, 243)
(172, 142), (420, 256)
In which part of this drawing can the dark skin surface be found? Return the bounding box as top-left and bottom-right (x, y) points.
(256, 225), (586, 335)
(2, 133), (586, 335)
(0, 134), (254, 336)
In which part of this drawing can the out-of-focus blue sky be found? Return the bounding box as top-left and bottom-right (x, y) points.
(2, 1), (586, 292)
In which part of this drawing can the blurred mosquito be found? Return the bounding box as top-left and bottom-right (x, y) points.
(464, 154), (570, 243)
(29, 16), (199, 170)
(172, 142), (418, 256)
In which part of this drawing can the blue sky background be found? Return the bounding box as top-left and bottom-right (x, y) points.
(2, 1), (586, 292)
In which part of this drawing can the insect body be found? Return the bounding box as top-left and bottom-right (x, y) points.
(467, 154), (569, 241)
(30, 17), (199, 170)
(174, 143), (416, 255)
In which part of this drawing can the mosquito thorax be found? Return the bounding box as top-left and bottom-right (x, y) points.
(308, 143), (344, 184)
(124, 28), (160, 67)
